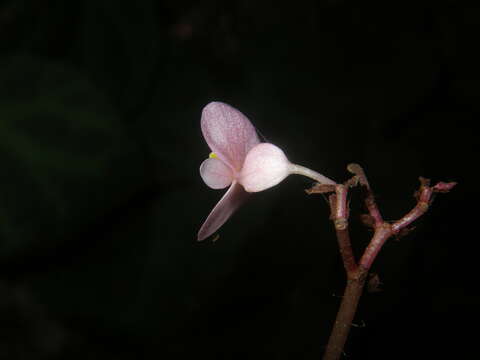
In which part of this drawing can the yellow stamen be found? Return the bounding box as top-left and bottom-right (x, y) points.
(209, 152), (218, 159)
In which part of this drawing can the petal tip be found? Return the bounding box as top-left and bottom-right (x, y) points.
(197, 182), (250, 243)
(197, 223), (212, 242)
(201, 101), (228, 116)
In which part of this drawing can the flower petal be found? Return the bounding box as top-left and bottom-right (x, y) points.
(239, 143), (291, 192)
(197, 182), (249, 241)
(201, 102), (260, 172)
(199, 158), (234, 189)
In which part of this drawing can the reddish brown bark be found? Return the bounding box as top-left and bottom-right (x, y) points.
(308, 164), (456, 360)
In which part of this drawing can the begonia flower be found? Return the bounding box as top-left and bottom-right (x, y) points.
(198, 101), (335, 241)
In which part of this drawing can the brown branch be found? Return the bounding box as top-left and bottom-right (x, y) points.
(347, 163), (383, 226)
(310, 181), (361, 359)
(322, 266), (368, 360)
(330, 186), (357, 276)
(360, 177), (457, 268)
(308, 183), (356, 275)
(358, 223), (392, 269)
(309, 165), (457, 360)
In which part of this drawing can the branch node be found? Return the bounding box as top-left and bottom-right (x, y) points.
(345, 176), (359, 188)
(418, 201), (429, 212)
(334, 218), (348, 230)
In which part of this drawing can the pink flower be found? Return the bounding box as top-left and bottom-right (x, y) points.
(198, 102), (334, 241)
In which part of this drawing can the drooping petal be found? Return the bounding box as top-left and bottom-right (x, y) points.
(201, 102), (260, 172)
(239, 143), (292, 192)
(197, 182), (250, 241)
(199, 158), (234, 189)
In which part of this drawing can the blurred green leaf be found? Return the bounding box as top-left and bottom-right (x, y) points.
(0, 55), (148, 260)
(79, 0), (162, 114)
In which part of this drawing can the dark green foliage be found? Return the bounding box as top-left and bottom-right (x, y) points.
(0, 55), (148, 260)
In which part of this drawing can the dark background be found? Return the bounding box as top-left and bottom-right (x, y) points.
(0, 1), (476, 359)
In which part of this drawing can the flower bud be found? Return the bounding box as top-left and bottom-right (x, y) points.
(240, 143), (291, 192)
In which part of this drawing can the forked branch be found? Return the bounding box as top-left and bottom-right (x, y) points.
(308, 164), (456, 360)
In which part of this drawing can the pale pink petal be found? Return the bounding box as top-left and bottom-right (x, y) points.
(239, 143), (292, 192)
(199, 158), (234, 189)
(197, 182), (250, 241)
(201, 102), (260, 172)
